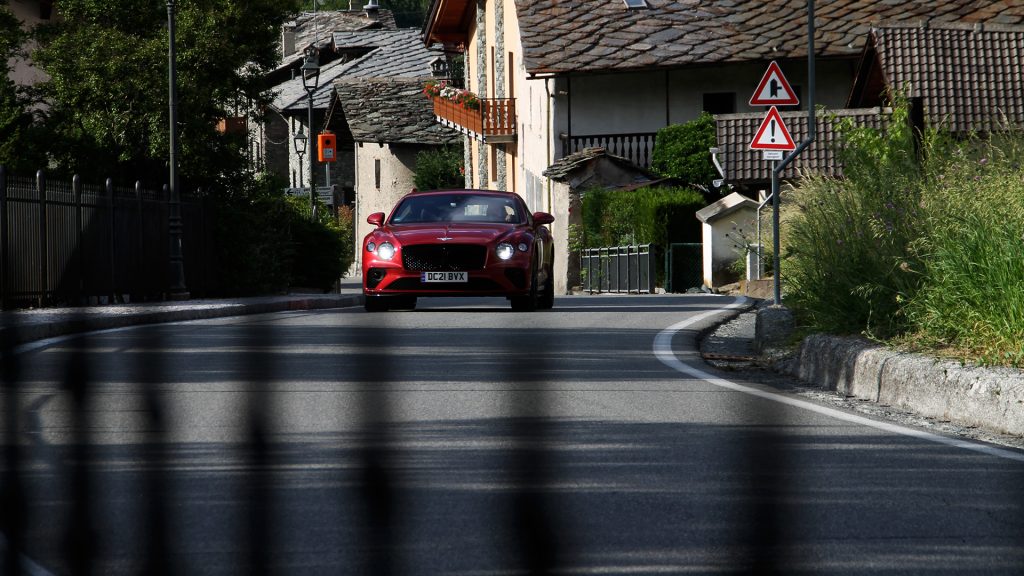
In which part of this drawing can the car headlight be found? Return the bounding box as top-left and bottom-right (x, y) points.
(518, 242), (529, 252)
(496, 242), (515, 261)
(366, 241), (376, 253)
(377, 241), (396, 260)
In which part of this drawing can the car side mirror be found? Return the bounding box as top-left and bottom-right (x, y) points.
(367, 212), (385, 227)
(532, 211), (554, 226)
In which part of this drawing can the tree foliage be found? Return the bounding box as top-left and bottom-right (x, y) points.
(32, 0), (300, 188)
(414, 145), (464, 191)
(650, 112), (718, 190)
(0, 5), (44, 172)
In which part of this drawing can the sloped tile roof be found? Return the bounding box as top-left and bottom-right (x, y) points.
(868, 24), (1024, 132)
(334, 78), (462, 144)
(542, 147), (653, 181)
(286, 9), (397, 56)
(274, 29), (441, 112)
(514, 0), (1024, 75)
(715, 107), (890, 184)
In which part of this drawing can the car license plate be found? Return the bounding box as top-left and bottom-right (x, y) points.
(421, 271), (468, 283)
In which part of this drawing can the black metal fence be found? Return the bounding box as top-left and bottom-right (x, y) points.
(665, 243), (703, 293)
(0, 168), (215, 309)
(580, 244), (656, 294)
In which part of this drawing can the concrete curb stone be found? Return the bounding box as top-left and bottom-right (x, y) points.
(782, 333), (1024, 437)
(1, 294), (364, 348)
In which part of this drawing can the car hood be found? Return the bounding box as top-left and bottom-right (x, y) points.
(387, 223), (516, 245)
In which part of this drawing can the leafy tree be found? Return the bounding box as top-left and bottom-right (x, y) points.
(32, 0), (300, 189)
(0, 6), (44, 172)
(650, 112), (718, 190)
(414, 145), (463, 191)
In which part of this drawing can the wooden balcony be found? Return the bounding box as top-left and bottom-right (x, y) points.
(562, 132), (657, 169)
(432, 97), (516, 143)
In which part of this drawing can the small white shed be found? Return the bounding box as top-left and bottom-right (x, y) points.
(695, 192), (758, 289)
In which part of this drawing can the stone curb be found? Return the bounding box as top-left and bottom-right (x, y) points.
(781, 333), (1024, 437)
(1, 295), (364, 348)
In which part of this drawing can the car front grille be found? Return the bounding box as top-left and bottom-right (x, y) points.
(402, 244), (487, 271)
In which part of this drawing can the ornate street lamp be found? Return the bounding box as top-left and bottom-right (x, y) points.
(293, 126), (307, 192)
(166, 0), (188, 299)
(301, 45), (320, 221)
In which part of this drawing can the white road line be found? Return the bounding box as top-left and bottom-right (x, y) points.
(654, 297), (1024, 464)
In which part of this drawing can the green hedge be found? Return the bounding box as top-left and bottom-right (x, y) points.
(579, 185), (705, 248)
(212, 190), (353, 295)
(650, 112), (718, 188)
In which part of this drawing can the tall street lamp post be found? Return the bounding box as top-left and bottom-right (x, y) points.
(293, 126), (307, 191)
(300, 45), (320, 221)
(166, 0), (188, 299)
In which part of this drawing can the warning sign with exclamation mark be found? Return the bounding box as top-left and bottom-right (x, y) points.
(750, 106), (795, 151)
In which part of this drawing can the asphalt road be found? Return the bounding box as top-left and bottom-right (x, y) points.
(4, 294), (1024, 575)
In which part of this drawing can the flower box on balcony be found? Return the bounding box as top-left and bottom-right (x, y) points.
(430, 96), (516, 143)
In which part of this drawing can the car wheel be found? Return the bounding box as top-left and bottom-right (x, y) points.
(538, 263), (555, 310)
(510, 260), (539, 312)
(364, 296), (390, 312)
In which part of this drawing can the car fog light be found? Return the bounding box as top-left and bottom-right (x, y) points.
(377, 242), (395, 260)
(496, 243), (515, 260)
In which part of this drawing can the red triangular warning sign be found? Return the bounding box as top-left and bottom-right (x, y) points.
(749, 61), (799, 107)
(750, 106), (796, 151)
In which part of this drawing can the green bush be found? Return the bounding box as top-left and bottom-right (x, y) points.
(784, 101), (926, 338)
(783, 97), (1024, 365)
(414, 145), (464, 191)
(580, 185), (705, 248)
(212, 177), (352, 295)
(650, 113), (718, 188)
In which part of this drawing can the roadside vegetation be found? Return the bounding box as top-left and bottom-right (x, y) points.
(0, 1), (353, 295)
(783, 98), (1024, 367)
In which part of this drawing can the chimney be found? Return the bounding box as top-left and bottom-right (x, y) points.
(364, 0), (380, 18)
(281, 24), (297, 58)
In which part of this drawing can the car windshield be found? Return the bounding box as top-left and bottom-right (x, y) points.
(390, 194), (525, 225)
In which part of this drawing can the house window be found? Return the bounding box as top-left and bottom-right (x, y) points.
(374, 159), (381, 190)
(623, 0), (647, 8)
(702, 92), (736, 115)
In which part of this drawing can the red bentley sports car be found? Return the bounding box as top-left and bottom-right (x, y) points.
(362, 189), (555, 312)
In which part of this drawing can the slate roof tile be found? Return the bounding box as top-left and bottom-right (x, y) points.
(334, 78), (461, 144)
(869, 23), (1024, 132)
(514, 0), (1024, 75)
(715, 108), (890, 183)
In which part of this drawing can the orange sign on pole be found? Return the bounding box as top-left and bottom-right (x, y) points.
(318, 132), (337, 163)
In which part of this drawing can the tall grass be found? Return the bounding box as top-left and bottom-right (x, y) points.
(783, 99), (1024, 366)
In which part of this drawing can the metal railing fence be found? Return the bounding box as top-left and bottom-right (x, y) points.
(561, 132), (657, 168)
(0, 168), (214, 309)
(580, 244), (656, 294)
(664, 243), (703, 293)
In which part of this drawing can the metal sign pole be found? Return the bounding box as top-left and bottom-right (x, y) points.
(771, 0), (816, 306)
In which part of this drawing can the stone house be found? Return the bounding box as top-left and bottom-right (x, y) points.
(251, 8), (402, 203)
(421, 0), (1024, 294)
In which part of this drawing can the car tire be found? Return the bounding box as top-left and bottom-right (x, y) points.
(538, 263), (555, 310)
(364, 296), (390, 312)
(511, 260), (539, 312)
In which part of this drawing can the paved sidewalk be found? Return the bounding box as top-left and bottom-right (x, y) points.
(0, 279), (364, 347)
